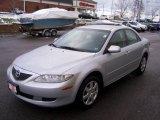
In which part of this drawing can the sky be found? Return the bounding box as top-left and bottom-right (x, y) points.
(94, 0), (117, 16)
(94, 0), (160, 17)
(94, 0), (160, 10)
(94, 0), (113, 12)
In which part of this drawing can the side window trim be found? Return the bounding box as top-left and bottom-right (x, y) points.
(107, 29), (127, 48)
(103, 29), (128, 54)
(124, 29), (141, 46)
(135, 32), (141, 42)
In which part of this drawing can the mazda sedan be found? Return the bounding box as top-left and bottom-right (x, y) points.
(7, 25), (150, 108)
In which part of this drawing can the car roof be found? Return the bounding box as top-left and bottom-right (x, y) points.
(78, 25), (128, 31)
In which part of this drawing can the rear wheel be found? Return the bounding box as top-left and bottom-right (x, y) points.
(141, 28), (145, 32)
(135, 55), (147, 75)
(75, 75), (101, 108)
(50, 29), (57, 36)
(42, 29), (51, 37)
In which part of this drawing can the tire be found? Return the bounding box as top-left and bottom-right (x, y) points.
(141, 28), (145, 32)
(135, 55), (147, 75)
(42, 29), (51, 37)
(75, 75), (101, 109)
(50, 29), (57, 36)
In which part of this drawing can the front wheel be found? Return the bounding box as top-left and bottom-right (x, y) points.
(75, 76), (101, 108)
(135, 56), (147, 75)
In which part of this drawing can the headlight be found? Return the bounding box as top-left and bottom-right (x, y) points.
(34, 74), (74, 83)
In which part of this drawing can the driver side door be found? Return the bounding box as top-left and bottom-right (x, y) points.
(102, 29), (130, 86)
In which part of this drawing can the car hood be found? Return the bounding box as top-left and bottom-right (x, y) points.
(13, 45), (95, 74)
(131, 24), (139, 28)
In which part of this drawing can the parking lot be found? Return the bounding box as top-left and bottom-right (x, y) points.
(0, 31), (160, 120)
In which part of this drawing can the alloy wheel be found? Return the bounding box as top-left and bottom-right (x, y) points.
(140, 57), (147, 72)
(82, 81), (99, 106)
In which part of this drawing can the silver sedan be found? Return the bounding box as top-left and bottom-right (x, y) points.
(7, 25), (150, 108)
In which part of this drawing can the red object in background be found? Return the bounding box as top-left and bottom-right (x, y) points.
(79, 2), (95, 8)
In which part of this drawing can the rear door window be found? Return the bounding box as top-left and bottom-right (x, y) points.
(125, 29), (141, 45)
(108, 30), (127, 48)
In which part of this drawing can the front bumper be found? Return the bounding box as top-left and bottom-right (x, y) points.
(7, 65), (76, 107)
(141, 27), (147, 31)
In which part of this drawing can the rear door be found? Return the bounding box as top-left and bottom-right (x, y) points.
(124, 29), (144, 71)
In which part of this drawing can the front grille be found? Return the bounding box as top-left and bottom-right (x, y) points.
(12, 67), (32, 81)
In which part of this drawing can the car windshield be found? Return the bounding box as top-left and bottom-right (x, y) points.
(52, 28), (110, 53)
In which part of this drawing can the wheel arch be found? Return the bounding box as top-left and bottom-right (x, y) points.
(85, 71), (104, 89)
(75, 71), (104, 98)
(74, 71), (104, 106)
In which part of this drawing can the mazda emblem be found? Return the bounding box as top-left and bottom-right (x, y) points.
(15, 70), (21, 78)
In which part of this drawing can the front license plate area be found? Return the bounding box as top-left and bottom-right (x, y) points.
(8, 83), (18, 94)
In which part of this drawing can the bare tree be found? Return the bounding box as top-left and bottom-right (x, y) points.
(137, 0), (144, 20)
(130, 0), (144, 20)
(130, 1), (137, 19)
(150, 7), (159, 20)
(114, 0), (131, 18)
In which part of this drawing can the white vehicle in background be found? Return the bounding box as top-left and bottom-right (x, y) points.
(122, 21), (142, 32)
(100, 15), (108, 20)
(87, 20), (121, 26)
(136, 22), (148, 32)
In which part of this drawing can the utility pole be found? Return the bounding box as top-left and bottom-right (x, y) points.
(146, 0), (150, 18)
(111, 0), (114, 15)
(23, 0), (26, 12)
(75, 0), (78, 11)
(159, 9), (160, 22)
(102, 4), (104, 15)
(137, 0), (142, 20)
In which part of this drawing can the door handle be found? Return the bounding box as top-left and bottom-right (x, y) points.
(140, 44), (144, 47)
(125, 50), (130, 55)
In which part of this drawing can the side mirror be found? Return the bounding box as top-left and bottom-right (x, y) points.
(108, 45), (121, 53)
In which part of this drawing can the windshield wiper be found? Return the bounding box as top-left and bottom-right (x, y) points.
(57, 46), (80, 51)
(49, 43), (57, 48)
(58, 46), (95, 53)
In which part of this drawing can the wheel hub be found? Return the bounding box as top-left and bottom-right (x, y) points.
(83, 81), (99, 105)
(141, 57), (146, 72)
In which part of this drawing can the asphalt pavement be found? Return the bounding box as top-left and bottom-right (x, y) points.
(0, 31), (160, 120)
